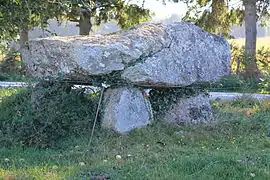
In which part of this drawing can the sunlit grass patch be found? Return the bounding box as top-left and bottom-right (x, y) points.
(0, 168), (61, 180)
(0, 166), (78, 180)
(211, 97), (270, 113)
(0, 148), (80, 179)
(0, 88), (22, 102)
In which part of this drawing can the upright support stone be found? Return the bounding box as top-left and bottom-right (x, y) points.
(163, 93), (213, 124)
(102, 87), (153, 133)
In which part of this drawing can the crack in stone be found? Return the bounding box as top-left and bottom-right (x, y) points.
(122, 30), (174, 69)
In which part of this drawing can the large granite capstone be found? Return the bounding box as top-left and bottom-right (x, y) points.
(22, 21), (231, 87)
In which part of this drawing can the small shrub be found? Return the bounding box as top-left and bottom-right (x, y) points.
(259, 70), (270, 93)
(230, 96), (261, 108)
(0, 51), (25, 76)
(208, 74), (263, 93)
(230, 43), (270, 75)
(0, 73), (28, 82)
(0, 81), (98, 148)
(208, 74), (245, 92)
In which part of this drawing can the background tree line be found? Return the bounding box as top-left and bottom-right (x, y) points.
(0, 0), (269, 79)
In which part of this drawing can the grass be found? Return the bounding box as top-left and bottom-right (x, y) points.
(0, 88), (270, 179)
(0, 88), (20, 101)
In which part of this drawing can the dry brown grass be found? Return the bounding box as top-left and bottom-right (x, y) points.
(230, 37), (270, 49)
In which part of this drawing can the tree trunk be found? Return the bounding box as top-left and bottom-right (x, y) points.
(18, 28), (29, 73)
(79, 9), (92, 35)
(243, 0), (260, 79)
(1, 29), (28, 75)
(20, 29), (29, 48)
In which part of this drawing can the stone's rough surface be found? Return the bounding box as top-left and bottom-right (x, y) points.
(164, 93), (213, 124)
(102, 88), (152, 133)
(22, 23), (169, 78)
(122, 23), (231, 86)
(22, 21), (230, 87)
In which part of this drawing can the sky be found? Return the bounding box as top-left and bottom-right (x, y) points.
(130, 0), (245, 20)
(130, 0), (187, 20)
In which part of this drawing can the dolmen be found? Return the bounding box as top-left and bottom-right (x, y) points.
(21, 21), (231, 133)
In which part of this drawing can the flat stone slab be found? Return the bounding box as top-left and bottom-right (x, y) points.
(21, 21), (230, 87)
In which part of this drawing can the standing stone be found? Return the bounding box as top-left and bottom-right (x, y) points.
(164, 93), (213, 124)
(102, 88), (152, 133)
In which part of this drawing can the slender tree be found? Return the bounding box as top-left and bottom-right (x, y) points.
(178, 0), (269, 78)
(243, 0), (260, 78)
(242, 0), (269, 78)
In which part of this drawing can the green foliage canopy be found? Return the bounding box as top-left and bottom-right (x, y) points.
(0, 0), (152, 41)
(0, 0), (62, 40)
(57, 0), (152, 28)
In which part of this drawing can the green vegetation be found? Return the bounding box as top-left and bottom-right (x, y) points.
(0, 73), (28, 82)
(0, 87), (270, 179)
(207, 74), (266, 93)
(149, 87), (198, 118)
(0, 83), (98, 148)
(222, 39), (270, 94)
(230, 38), (269, 77)
(0, 0), (151, 42)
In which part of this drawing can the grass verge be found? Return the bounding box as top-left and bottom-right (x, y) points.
(0, 88), (270, 179)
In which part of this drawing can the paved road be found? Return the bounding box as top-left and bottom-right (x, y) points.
(208, 92), (270, 100)
(1, 82), (270, 100)
(0, 81), (28, 87)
